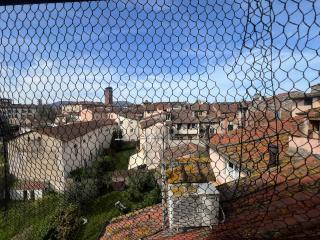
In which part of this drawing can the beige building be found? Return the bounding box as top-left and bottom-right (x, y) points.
(116, 114), (141, 142)
(129, 113), (170, 169)
(8, 120), (116, 192)
(80, 106), (108, 122)
(56, 101), (104, 124)
(289, 106), (320, 154)
(290, 84), (320, 117)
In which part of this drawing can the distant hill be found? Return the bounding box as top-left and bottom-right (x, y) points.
(47, 100), (133, 108)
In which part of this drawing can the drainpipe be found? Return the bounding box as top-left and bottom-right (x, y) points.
(160, 122), (167, 228)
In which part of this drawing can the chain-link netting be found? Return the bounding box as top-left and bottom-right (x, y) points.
(0, 0), (320, 239)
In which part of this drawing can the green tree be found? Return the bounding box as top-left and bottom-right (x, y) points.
(126, 170), (159, 202)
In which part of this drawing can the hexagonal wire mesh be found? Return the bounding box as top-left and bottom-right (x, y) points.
(0, 0), (319, 239)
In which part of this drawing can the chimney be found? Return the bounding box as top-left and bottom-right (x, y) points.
(167, 183), (220, 229)
(38, 99), (42, 105)
(268, 144), (279, 168)
(253, 92), (262, 101)
(104, 87), (113, 106)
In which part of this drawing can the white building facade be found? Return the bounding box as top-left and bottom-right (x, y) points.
(8, 120), (116, 192)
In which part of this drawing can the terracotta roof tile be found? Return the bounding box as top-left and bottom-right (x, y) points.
(13, 180), (48, 190)
(212, 154), (320, 239)
(37, 119), (116, 141)
(100, 205), (162, 240)
(140, 113), (169, 129)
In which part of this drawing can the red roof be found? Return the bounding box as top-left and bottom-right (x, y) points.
(100, 204), (212, 240)
(37, 119), (116, 141)
(14, 180), (48, 190)
(210, 119), (301, 146)
(100, 152), (320, 239)
(212, 154), (320, 239)
(100, 205), (162, 240)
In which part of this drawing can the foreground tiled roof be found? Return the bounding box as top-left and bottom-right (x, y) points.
(100, 204), (212, 240)
(212, 153), (320, 239)
(99, 151), (320, 240)
(100, 205), (163, 240)
(147, 227), (211, 240)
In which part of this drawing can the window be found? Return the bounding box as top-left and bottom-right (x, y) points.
(228, 162), (234, 169)
(226, 161), (239, 179)
(37, 137), (42, 146)
(275, 111), (281, 120)
(187, 124), (191, 129)
(30, 190), (35, 200)
(23, 190), (28, 200)
(228, 123), (234, 131)
(304, 98), (312, 106)
(74, 144), (78, 157)
(191, 123), (196, 128)
(177, 124), (182, 130)
(313, 122), (320, 132)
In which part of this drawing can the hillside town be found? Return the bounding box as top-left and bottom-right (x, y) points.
(1, 83), (320, 239)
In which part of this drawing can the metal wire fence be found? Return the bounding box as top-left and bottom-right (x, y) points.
(0, 0), (320, 239)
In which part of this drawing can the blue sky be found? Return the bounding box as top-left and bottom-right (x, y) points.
(0, 0), (319, 104)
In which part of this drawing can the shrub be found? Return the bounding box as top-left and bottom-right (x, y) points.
(143, 187), (161, 206)
(65, 179), (99, 207)
(126, 170), (159, 202)
(44, 204), (82, 240)
(69, 168), (91, 182)
(92, 155), (116, 175)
